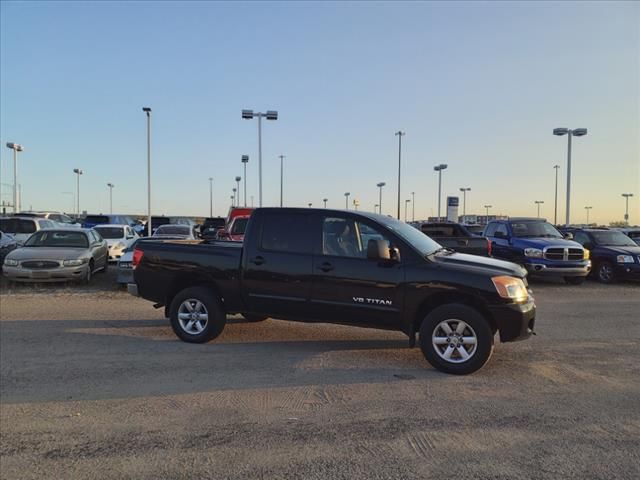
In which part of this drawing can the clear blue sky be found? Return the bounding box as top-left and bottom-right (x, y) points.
(1, 1), (638, 224)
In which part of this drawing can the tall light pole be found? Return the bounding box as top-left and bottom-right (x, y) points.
(278, 155), (285, 207)
(585, 206), (593, 224)
(344, 192), (350, 209)
(242, 109), (278, 207)
(434, 164), (448, 220)
(622, 193), (633, 225)
(411, 191), (415, 221)
(208, 177), (213, 217)
(404, 199), (410, 222)
(323, 198), (328, 208)
(534, 200), (544, 218)
(142, 107), (152, 236)
(459, 187), (471, 221)
(395, 131), (405, 220)
(308, 203), (312, 208)
(73, 168), (83, 218)
(232, 188), (237, 207)
(241, 155), (249, 207)
(376, 182), (385, 215)
(484, 204), (492, 224)
(5, 143), (24, 213)
(235, 177), (241, 207)
(107, 183), (114, 214)
(375, 203), (379, 213)
(553, 165), (560, 225)
(553, 127), (588, 227)
(230, 195), (235, 208)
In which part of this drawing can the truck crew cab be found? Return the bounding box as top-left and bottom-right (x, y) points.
(130, 208), (536, 375)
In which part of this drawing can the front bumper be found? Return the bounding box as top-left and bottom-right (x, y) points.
(2, 264), (88, 282)
(614, 262), (640, 280)
(488, 297), (536, 343)
(524, 259), (591, 277)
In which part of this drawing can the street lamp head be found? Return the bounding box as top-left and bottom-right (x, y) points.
(142, 107), (151, 115)
(235, 176), (241, 182)
(572, 128), (588, 137)
(405, 199), (411, 204)
(553, 164), (560, 169)
(265, 110), (278, 120)
(73, 168), (83, 175)
(622, 193), (634, 198)
(434, 164), (448, 171)
(6, 142), (24, 151)
(344, 192), (350, 196)
(241, 155), (249, 163)
(107, 183), (114, 188)
(242, 109), (254, 119)
(553, 128), (569, 136)
(535, 200), (544, 204)
(377, 182), (386, 188)
(395, 131), (405, 136)
(209, 177), (213, 181)
(460, 187), (471, 192)
(484, 204), (492, 208)
(323, 198), (328, 202)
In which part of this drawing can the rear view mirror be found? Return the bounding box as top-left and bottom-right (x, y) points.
(367, 239), (391, 261)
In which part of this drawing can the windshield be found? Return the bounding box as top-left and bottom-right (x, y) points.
(0, 218), (36, 234)
(94, 227), (125, 239)
(230, 217), (249, 235)
(511, 221), (562, 238)
(154, 225), (190, 236)
(376, 216), (442, 256)
(24, 231), (88, 248)
(592, 231), (637, 247)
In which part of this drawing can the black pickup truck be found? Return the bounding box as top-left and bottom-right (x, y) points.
(130, 208), (535, 374)
(420, 222), (489, 256)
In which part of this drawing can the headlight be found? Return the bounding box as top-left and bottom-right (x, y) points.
(63, 259), (86, 266)
(617, 255), (634, 263)
(4, 259), (18, 266)
(492, 276), (529, 303)
(583, 249), (590, 260)
(524, 248), (543, 258)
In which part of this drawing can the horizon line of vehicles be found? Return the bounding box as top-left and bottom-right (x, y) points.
(1, 207), (639, 287)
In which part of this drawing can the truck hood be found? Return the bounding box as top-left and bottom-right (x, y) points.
(594, 245), (640, 256)
(510, 237), (581, 249)
(431, 251), (526, 278)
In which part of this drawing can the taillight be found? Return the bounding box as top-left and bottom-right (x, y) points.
(487, 239), (492, 256)
(132, 248), (144, 269)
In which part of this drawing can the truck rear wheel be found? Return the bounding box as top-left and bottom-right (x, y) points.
(169, 287), (226, 343)
(419, 304), (494, 375)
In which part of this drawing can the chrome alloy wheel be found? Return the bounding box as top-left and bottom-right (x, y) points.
(432, 319), (478, 363)
(177, 298), (209, 335)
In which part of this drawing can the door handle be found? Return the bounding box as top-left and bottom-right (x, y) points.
(250, 256), (265, 266)
(318, 262), (334, 272)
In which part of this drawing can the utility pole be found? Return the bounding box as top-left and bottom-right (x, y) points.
(395, 131), (405, 220)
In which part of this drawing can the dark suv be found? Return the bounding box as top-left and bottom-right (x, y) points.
(567, 228), (640, 283)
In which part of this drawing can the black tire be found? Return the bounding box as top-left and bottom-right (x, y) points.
(596, 261), (616, 284)
(564, 276), (585, 285)
(419, 304), (494, 375)
(242, 313), (269, 322)
(169, 287), (226, 343)
(82, 261), (94, 285)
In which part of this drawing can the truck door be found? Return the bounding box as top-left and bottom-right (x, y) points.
(489, 222), (512, 260)
(241, 211), (314, 318)
(309, 214), (403, 329)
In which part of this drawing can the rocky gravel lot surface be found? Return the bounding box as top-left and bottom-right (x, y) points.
(1, 275), (638, 479)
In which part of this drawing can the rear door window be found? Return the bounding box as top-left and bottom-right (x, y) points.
(260, 213), (311, 254)
(484, 223), (497, 236)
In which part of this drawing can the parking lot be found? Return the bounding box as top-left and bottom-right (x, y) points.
(1, 274), (639, 479)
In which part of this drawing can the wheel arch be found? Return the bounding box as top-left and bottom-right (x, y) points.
(164, 275), (224, 317)
(413, 291), (496, 335)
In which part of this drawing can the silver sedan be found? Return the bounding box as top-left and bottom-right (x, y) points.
(2, 229), (108, 284)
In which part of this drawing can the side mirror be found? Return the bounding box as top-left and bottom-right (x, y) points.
(564, 232), (574, 240)
(367, 239), (391, 261)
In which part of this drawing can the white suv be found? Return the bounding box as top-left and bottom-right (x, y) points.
(0, 217), (58, 245)
(93, 224), (139, 262)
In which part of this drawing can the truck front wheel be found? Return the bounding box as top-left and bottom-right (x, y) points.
(419, 304), (494, 375)
(169, 287), (226, 343)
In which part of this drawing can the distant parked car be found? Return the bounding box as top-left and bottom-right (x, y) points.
(152, 224), (197, 240)
(566, 228), (640, 283)
(217, 207), (254, 241)
(199, 217), (226, 240)
(0, 230), (18, 267)
(81, 214), (137, 229)
(93, 224), (139, 263)
(420, 222), (489, 256)
(2, 229), (108, 284)
(0, 216), (58, 245)
(141, 216), (172, 236)
(19, 211), (80, 228)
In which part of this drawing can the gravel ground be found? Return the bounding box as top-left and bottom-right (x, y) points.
(1, 275), (639, 479)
